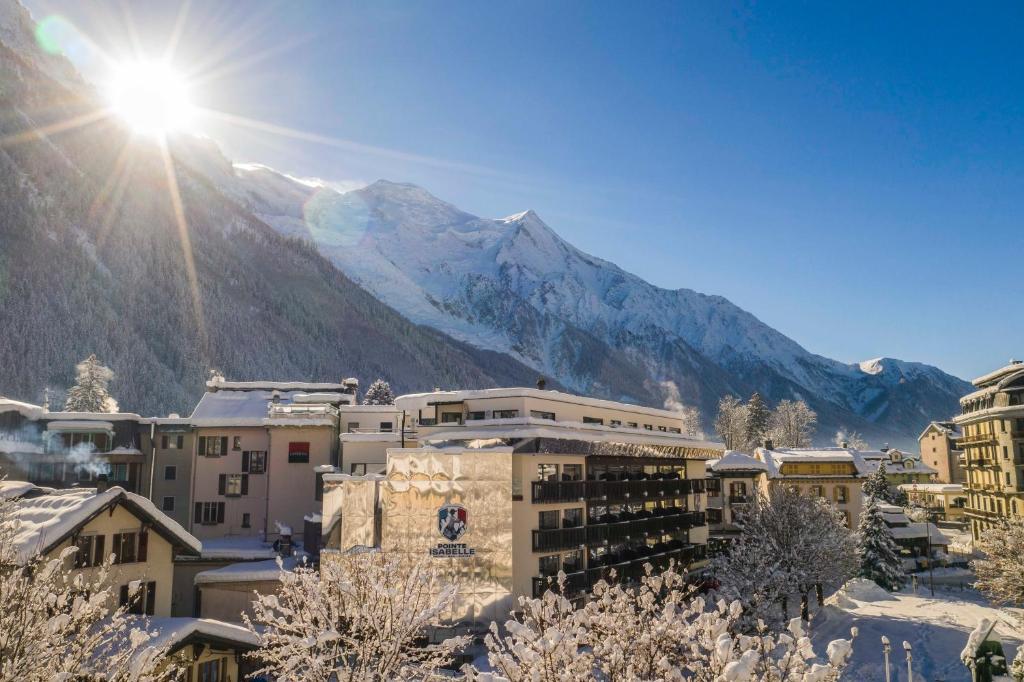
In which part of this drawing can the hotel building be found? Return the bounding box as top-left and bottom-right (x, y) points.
(918, 421), (965, 484)
(322, 387), (723, 630)
(954, 361), (1024, 540)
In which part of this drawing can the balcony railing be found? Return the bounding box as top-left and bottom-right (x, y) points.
(531, 544), (708, 598)
(728, 494), (750, 504)
(531, 478), (706, 504)
(958, 433), (998, 447)
(531, 511), (706, 552)
(705, 508), (724, 524)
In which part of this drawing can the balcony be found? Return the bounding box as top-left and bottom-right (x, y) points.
(531, 511), (706, 552)
(958, 433), (998, 447)
(532, 544), (708, 598)
(531, 478), (706, 504)
(728, 494), (750, 504)
(705, 479), (722, 495)
(705, 508), (724, 524)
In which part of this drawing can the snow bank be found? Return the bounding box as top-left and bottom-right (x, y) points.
(831, 578), (893, 604)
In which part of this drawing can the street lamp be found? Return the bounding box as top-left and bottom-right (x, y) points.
(903, 640), (913, 681)
(881, 636), (892, 682)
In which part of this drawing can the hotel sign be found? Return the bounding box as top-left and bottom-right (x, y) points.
(430, 503), (476, 558)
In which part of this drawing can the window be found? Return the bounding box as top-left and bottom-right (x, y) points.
(467, 411), (486, 421)
(530, 410), (555, 420)
(232, 436), (242, 450)
(164, 465), (176, 481)
(288, 442), (310, 464)
(626, 422), (638, 429)
(195, 502), (225, 525)
(562, 464), (582, 481)
(379, 421), (393, 432)
(834, 486), (849, 504)
(109, 463), (129, 482)
(562, 550), (583, 573)
(539, 510), (560, 530)
(198, 436), (227, 457)
(242, 451), (267, 474)
(218, 473), (248, 497)
(609, 419), (622, 428)
(658, 425), (668, 432)
(198, 657), (228, 682)
(242, 513), (251, 529)
(162, 496), (175, 512)
(160, 434), (184, 450)
(582, 416), (604, 425)
(119, 581), (157, 616)
(112, 531), (144, 564)
(351, 463), (367, 475)
(537, 463), (558, 482)
(441, 412), (463, 424)
(160, 434), (168, 449)
(346, 422), (360, 433)
(539, 555), (560, 577)
(668, 427), (682, 434)
(1005, 447), (1010, 460)
(563, 508), (583, 528)
(494, 410), (519, 419)
(74, 534), (102, 568)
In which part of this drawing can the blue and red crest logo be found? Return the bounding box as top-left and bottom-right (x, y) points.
(438, 504), (468, 542)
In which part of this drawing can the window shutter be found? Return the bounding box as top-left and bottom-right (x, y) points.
(145, 582), (156, 616)
(194, 502), (202, 525)
(176, 435), (184, 449)
(161, 435), (168, 449)
(197, 437), (206, 456)
(218, 474), (226, 495)
(119, 584), (129, 607)
(138, 530), (148, 562)
(93, 534), (105, 566)
(241, 474), (249, 496)
(216, 502), (225, 523)
(242, 451), (250, 473)
(220, 437), (228, 456)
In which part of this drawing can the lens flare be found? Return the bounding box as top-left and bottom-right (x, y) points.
(108, 61), (195, 136)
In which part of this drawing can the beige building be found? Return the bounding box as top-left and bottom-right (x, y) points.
(899, 482), (968, 522)
(860, 448), (937, 486)
(150, 417), (195, 529)
(954, 361), (1024, 540)
(705, 451), (769, 551)
(323, 387), (723, 630)
(4, 480), (201, 617)
(753, 445), (868, 528)
(919, 421), (965, 484)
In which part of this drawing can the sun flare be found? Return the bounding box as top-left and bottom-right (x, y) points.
(107, 61), (195, 136)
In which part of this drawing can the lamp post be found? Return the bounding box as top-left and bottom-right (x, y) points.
(925, 510), (935, 597)
(881, 636), (892, 682)
(903, 641), (913, 681)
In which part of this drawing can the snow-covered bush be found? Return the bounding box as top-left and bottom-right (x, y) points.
(857, 496), (905, 591)
(244, 552), (469, 681)
(467, 564), (856, 681)
(713, 486), (857, 625)
(0, 491), (171, 680)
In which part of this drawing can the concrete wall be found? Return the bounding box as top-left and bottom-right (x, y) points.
(151, 427), (195, 529)
(197, 580), (279, 623)
(267, 424), (335, 541)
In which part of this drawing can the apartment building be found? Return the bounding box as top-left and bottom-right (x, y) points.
(860, 448), (937, 486)
(188, 378), (357, 544)
(0, 398), (153, 495)
(705, 451), (768, 551)
(3, 479), (201, 616)
(150, 417), (195, 528)
(919, 421), (966, 484)
(753, 444), (869, 527)
(898, 483), (968, 522)
(954, 361), (1024, 540)
(322, 387), (723, 630)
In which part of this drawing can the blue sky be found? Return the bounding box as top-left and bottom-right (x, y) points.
(26, 0), (1024, 380)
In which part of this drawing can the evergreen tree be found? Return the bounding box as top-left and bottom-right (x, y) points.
(63, 354), (118, 413)
(362, 378), (395, 406)
(857, 496), (905, 591)
(745, 392), (770, 448)
(862, 462), (890, 501)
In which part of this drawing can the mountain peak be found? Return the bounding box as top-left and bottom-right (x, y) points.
(502, 209), (540, 223)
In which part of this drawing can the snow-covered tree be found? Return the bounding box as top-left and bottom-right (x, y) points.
(679, 405), (703, 438)
(973, 518), (1024, 608)
(833, 429), (868, 450)
(767, 399), (817, 448)
(244, 552), (469, 681)
(467, 563), (857, 681)
(713, 486), (856, 624)
(857, 496), (905, 591)
(745, 392), (771, 449)
(862, 462), (907, 507)
(715, 395), (749, 451)
(64, 354), (119, 413)
(362, 378), (395, 406)
(0, 492), (171, 680)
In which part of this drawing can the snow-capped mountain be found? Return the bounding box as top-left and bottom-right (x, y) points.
(193, 160), (970, 448)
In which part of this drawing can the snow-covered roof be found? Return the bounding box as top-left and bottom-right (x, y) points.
(45, 420), (115, 431)
(0, 480), (42, 500)
(863, 457), (936, 476)
(120, 618), (259, 661)
(194, 557), (298, 585)
(918, 421), (962, 442)
(971, 361), (1024, 387)
(44, 411), (145, 422)
(190, 389), (296, 426)
(0, 438), (43, 454)
(206, 378), (350, 392)
(195, 535), (276, 560)
(396, 387), (692, 421)
(754, 446), (871, 478)
(888, 523), (950, 544)
(0, 396), (44, 418)
(709, 451), (769, 473)
(898, 483), (965, 494)
(7, 484), (201, 563)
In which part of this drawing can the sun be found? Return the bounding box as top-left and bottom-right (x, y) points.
(107, 61), (195, 136)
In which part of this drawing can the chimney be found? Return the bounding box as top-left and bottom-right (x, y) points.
(536, 376), (547, 391)
(95, 473), (109, 494)
(271, 390), (281, 405)
(881, 443), (890, 453)
(841, 440), (849, 449)
(762, 438), (774, 451)
(342, 378), (359, 396)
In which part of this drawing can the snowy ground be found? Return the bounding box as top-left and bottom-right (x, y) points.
(811, 578), (1024, 681)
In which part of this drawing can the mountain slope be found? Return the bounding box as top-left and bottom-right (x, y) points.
(0, 0), (552, 415)
(219, 169), (970, 448)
